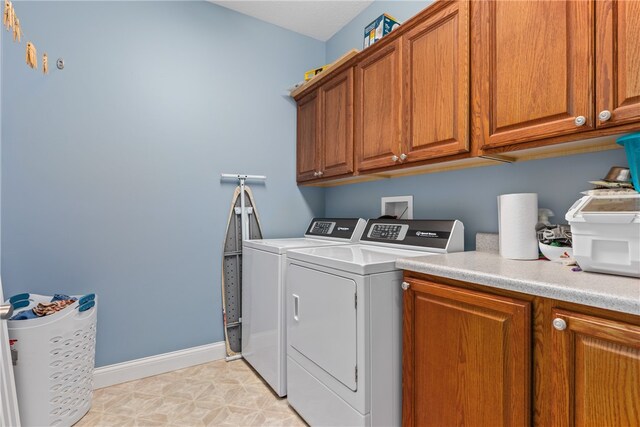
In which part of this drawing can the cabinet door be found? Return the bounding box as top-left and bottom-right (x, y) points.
(355, 40), (403, 172)
(550, 309), (640, 427)
(402, 0), (469, 161)
(319, 68), (354, 178)
(403, 279), (531, 427)
(473, 0), (594, 150)
(296, 91), (320, 182)
(596, 0), (640, 128)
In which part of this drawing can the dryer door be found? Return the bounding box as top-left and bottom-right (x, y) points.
(287, 264), (358, 391)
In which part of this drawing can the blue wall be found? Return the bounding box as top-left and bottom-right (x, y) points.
(1, 1), (325, 367)
(325, 150), (628, 250)
(323, 1), (629, 250)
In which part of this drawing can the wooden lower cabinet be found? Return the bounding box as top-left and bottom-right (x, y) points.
(403, 274), (640, 427)
(402, 278), (531, 427)
(550, 309), (640, 427)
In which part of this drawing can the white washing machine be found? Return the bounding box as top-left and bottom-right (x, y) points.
(242, 218), (367, 397)
(285, 219), (464, 426)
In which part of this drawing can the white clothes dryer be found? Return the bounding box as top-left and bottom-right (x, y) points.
(242, 218), (366, 397)
(285, 219), (464, 426)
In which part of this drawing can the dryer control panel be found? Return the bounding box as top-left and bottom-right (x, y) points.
(361, 219), (465, 253)
(367, 223), (409, 241)
(304, 218), (367, 242)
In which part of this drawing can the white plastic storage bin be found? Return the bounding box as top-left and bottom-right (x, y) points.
(7, 294), (97, 427)
(566, 195), (640, 277)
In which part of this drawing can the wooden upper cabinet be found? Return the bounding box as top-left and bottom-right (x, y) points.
(550, 309), (640, 427)
(596, 0), (640, 128)
(296, 91), (320, 182)
(473, 0), (594, 150)
(403, 278), (531, 427)
(355, 40), (403, 172)
(402, 0), (469, 161)
(319, 68), (354, 178)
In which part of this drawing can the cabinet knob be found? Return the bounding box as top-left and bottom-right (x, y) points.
(552, 318), (567, 331)
(399, 153), (408, 161)
(391, 155), (399, 162)
(401, 281), (410, 291)
(598, 110), (612, 122)
(313, 172), (319, 177)
(317, 171), (324, 177)
(574, 116), (586, 126)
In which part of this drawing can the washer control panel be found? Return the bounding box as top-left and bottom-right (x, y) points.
(310, 221), (335, 235)
(367, 223), (409, 241)
(304, 218), (367, 241)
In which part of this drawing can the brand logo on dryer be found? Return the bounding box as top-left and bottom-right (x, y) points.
(337, 227), (350, 231)
(416, 231), (438, 238)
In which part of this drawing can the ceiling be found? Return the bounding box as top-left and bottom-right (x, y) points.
(209, 1), (373, 41)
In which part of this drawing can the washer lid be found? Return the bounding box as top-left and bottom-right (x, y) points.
(286, 244), (435, 275)
(243, 238), (349, 254)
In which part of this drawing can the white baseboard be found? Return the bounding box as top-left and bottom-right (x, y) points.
(93, 341), (227, 389)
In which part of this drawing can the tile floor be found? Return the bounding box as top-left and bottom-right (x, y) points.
(75, 359), (307, 426)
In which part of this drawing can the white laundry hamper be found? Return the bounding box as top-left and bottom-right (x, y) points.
(7, 294), (97, 427)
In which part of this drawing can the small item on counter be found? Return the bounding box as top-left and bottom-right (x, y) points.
(498, 193), (539, 260)
(581, 188), (638, 196)
(537, 208), (554, 228)
(537, 221), (574, 264)
(617, 133), (640, 192)
(571, 266), (582, 272)
(566, 193), (640, 277)
(539, 242), (575, 265)
(603, 166), (631, 183)
(363, 13), (400, 48)
(588, 180), (634, 189)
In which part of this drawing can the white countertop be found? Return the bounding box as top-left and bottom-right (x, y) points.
(397, 251), (640, 316)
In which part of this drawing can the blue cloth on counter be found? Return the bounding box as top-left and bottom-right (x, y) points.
(10, 310), (39, 320)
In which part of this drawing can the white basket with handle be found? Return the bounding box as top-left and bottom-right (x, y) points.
(7, 293), (97, 427)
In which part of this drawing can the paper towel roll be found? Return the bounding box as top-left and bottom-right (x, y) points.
(498, 193), (539, 260)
